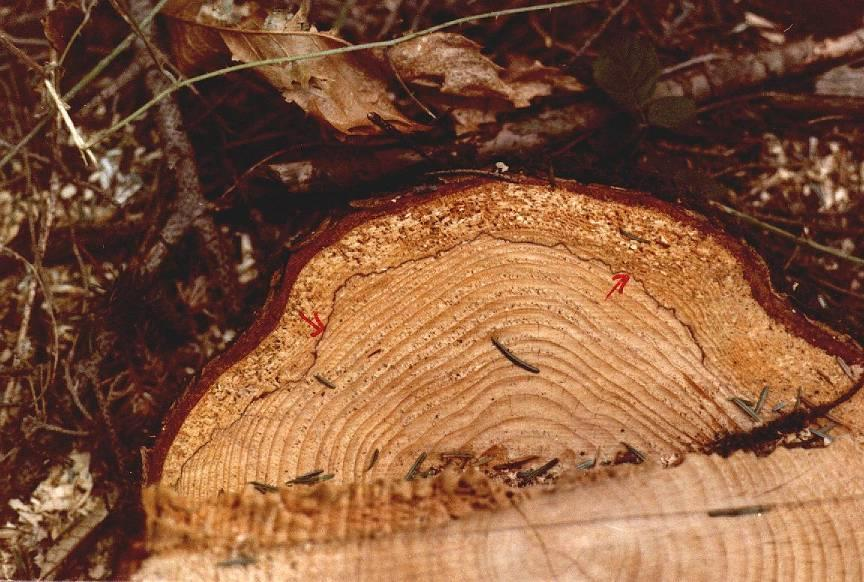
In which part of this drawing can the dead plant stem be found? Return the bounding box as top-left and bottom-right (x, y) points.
(711, 201), (864, 267)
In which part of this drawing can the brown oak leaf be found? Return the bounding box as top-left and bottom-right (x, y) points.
(162, 1), (420, 136)
(388, 33), (585, 133)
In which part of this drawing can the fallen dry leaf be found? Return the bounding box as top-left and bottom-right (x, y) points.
(503, 54), (586, 103)
(162, 0), (420, 136)
(221, 30), (418, 136)
(388, 33), (585, 133)
(389, 33), (516, 101)
(162, 3), (582, 136)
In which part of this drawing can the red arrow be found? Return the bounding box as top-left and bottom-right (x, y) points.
(605, 273), (630, 300)
(299, 311), (325, 337)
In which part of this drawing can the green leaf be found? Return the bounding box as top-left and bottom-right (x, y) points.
(645, 96), (697, 128)
(592, 35), (660, 110)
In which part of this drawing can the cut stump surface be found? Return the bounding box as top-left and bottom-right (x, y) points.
(137, 177), (864, 580)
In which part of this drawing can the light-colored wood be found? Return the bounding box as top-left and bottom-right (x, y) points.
(138, 179), (864, 580)
(156, 180), (855, 498)
(136, 439), (864, 581)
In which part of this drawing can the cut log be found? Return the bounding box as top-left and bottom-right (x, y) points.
(135, 439), (864, 581)
(136, 177), (864, 579)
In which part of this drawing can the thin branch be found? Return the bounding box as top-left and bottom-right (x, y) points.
(43, 78), (97, 167)
(385, 49), (436, 120)
(573, 0), (630, 57)
(106, 0), (175, 83)
(36, 175), (61, 412)
(57, 0), (96, 67)
(655, 28), (864, 102)
(79, 58), (148, 118)
(0, 0), (171, 170)
(710, 201), (864, 267)
(0, 28), (45, 75)
(127, 0), (238, 292)
(661, 53), (723, 76)
(0, 195), (61, 427)
(0, 248), (38, 423)
(105, 0), (202, 103)
(25, 418), (89, 436)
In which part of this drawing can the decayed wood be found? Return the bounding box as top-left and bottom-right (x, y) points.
(135, 439), (864, 581)
(136, 178), (864, 578)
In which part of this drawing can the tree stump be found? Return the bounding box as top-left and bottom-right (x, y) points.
(134, 178), (864, 580)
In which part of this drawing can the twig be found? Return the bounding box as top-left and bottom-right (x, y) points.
(529, 14), (580, 55)
(0, 181), (60, 426)
(377, 0), (406, 39)
(78, 59), (148, 118)
(106, 0), (174, 84)
(385, 50), (437, 120)
(655, 28), (864, 102)
(661, 53), (723, 76)
(0, 0), (171, 170)
(57, 0), (96, 67)
(63, 354), (92, 421)
(0, 248), (38, 423)
(213, 147), (291, 209)
(128, 0), (238, 308)
(710, 201), (864, 267)
(367, 112), (433, 161)
(573, 0), (630, 57)
(331, 0), (355, 34)
(24, 417), (89, 436)
(813, 276), (864, 302)
(38, 173), (61, 407)
(43, 79), (97, 167)
(409, 0), (432, 33)
(0, 28), (45, 75)
(264, 102), (607, 193)
(94, 373), (130, 476)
